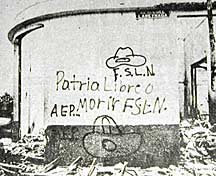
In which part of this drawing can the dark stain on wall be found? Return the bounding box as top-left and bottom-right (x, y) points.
(45, 124), (179, 168)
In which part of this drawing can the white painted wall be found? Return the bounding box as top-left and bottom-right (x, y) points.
(19, 12), (181, 135)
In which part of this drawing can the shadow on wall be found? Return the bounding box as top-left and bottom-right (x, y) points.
(45, 115), (180, 168)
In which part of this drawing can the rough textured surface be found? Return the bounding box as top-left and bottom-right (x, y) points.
(45, 124), (180, 168)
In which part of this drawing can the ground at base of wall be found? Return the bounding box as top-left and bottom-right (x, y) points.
(0, 118), (216, 176)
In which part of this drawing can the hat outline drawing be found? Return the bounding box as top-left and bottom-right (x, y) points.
(106, 47), (146, 69)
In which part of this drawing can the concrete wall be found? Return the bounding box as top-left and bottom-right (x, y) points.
(9, 10), (182, 167)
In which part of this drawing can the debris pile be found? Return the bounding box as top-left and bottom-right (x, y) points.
(3, 131), (46, 162)
(0, 156), (141, 176)
(0, 131), (46, 175)
(179, 118), (216, 175)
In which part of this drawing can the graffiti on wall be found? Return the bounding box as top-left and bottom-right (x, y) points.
(49, 46), (169, 122)
(106, 47), (148, 81)
(83, 115), (142, 158)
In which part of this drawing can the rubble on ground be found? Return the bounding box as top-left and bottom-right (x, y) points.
(1, 130), (46, 162)
(179, 117), (216, 176)
(0, 118), (216, 176)
(0, 131), (46, 175)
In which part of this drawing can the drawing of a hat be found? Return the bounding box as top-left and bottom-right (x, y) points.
(83, 115), (142, 158)
(106, 47), (146, 69)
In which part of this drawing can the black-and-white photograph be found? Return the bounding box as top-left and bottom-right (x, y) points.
(0, 0), (216, 175)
